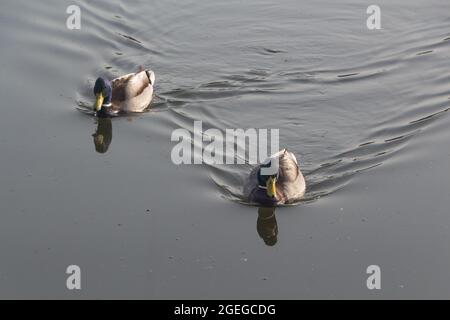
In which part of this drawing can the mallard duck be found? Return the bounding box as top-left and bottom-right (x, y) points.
(93, 69), (155, 115)
(244, 149), (306, 206)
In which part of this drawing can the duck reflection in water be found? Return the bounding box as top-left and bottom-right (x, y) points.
(257, 207), (278, 246)
(92, 117), (112, 153)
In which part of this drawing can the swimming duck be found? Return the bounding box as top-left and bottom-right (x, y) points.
(93, 69), (155, 116)
(244, 149), (306, 206)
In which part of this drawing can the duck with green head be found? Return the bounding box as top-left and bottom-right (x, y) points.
(93, 69), (155, 116)
(244, 149), (306, 206)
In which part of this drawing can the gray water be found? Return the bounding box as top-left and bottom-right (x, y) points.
(1, 0), (450, 299)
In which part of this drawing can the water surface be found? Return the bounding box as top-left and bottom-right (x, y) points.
(1, 0), (450, 298)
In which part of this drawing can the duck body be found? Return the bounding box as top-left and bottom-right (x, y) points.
(244, 149), (306, 206)
(93, 69), (155, 116)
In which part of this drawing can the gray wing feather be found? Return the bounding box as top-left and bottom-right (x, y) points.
(111, 70), (154, 112)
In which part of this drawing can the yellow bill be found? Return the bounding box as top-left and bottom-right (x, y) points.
(266, 176), (277, 198)
(94, 92), (104, 112)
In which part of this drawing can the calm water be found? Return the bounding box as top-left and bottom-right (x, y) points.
(1, 0), (450, 298)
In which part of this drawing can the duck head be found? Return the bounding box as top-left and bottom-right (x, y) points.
(257, 159), (280, 200)
(93, 77), (112, 112)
